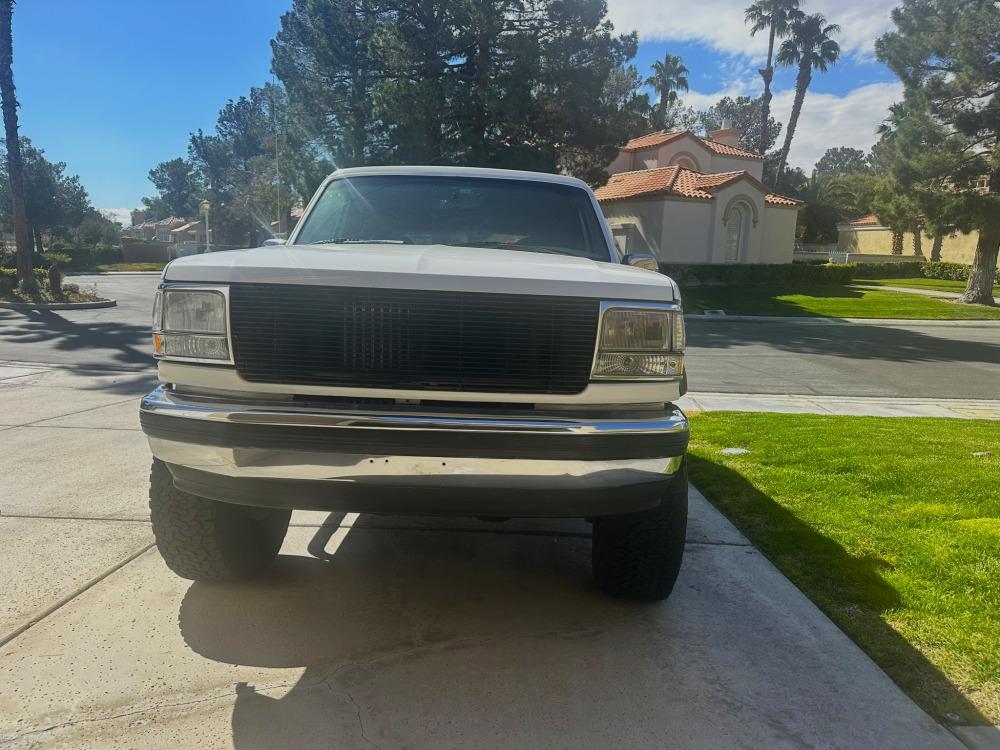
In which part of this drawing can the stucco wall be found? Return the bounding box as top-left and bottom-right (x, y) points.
(607, 151), (632, 175)
(710, 155), (764, 180)
(760, 206), (798, 263)
(602, 198), (713, 263)
(838, 226), (982, 264)
(601, 200), (666, 256)
(660, 201), (713, 263)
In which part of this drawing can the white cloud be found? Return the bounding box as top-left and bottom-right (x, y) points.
(674, 80), (901, 170)
(606, 0), (897, 58)
(772, 81), (903, 169)
(98, 207), (133, 227)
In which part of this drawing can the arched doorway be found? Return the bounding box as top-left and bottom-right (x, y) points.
(724, 202), (750, 262)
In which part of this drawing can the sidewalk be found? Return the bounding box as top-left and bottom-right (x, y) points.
(679, 391), (1000, 419)
(853, 283), (1000, 306)
(685, 314), (1000, 326)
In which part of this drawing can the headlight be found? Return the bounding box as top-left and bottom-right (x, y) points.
(591, 303), (684, 380)
(152, 287), (231, 362)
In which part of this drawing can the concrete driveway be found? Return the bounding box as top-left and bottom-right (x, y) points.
(0, 361), (962, 749)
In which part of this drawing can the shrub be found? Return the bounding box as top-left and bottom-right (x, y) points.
(847, 261), (926, 279)
(920, 261), (970, 281)
(659, 263), (856, 286)
(0, 268), (48, 287)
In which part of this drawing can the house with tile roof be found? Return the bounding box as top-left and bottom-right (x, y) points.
(596, 126), (802, 264)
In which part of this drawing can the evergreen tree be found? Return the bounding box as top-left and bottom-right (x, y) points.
(876, 0), (1000, 305)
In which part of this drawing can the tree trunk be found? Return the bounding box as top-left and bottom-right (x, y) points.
(0, 0), (35, 292)
(759, 24), (776, 156)
(775, 64), (810, 182)
(891, 230), (903, 255)
(930, 234), (942, 261)
(32, 223), (43, 255)
(911, 228), (922, 257)
(957, 230), (998, 306)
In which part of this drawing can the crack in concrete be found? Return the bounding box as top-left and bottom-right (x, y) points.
(0, 687), (259, 745)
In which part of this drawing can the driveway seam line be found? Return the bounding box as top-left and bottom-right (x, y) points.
(0, 542), (155, 650)
(0, 513), (150, 523)
(12, 396), (141, 429)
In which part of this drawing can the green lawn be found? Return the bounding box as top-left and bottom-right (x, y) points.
(858, 277), (1000, 294)
(682, 284), (1000, 319)
(687, 412), (1000, 724)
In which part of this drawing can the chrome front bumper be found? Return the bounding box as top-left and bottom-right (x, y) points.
(139, 386), (689, 517)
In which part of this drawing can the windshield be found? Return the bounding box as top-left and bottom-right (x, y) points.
(294, 175), (611, 261)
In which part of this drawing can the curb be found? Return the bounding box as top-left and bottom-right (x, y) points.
(66, 271), (163, 277)
(0, 298), (117, 310)
(684, 314), (1000, 326)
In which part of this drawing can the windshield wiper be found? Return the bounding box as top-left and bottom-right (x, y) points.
(307, 238), (407, 245)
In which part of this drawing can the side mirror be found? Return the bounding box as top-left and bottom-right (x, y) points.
(624, 253), (659, 272)
(262, 238), (286, 247)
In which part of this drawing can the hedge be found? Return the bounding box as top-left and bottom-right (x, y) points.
(847, 262), (926, 279)
(659, 263), (856, 286)
(920, 261), (971, 281)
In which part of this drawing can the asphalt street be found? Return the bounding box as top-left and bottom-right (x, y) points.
(1, 273), (998, 400)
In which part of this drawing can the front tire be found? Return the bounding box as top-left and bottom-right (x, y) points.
(592, 460), (688, 600)
(149, 459), (291, 582)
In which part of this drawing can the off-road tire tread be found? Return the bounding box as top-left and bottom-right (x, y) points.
(149, 459), (290, 582)
(592, 461), (688, 600)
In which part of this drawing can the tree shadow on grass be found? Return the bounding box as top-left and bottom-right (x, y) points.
(687, 453), (989, 726)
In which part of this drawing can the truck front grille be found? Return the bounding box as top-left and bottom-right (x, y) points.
(228, 284), (600, 394)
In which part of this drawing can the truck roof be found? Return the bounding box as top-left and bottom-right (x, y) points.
(325, 165), (593, 191)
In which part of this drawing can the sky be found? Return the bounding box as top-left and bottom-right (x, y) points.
(13, 0), (903, 224)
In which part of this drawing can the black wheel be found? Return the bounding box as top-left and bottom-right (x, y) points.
(592, 459), (688, 600)
(149, 459), (291, 582)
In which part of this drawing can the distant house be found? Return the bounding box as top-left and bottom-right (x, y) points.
(595, 127), (801, 264)
(170, 219), (210, 246)
(837, 214), (985, 266)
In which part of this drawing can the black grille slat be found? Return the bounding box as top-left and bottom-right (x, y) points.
(228, 284), (600, 394)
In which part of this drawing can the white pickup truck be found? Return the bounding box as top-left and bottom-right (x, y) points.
(140, 166), (690, 600)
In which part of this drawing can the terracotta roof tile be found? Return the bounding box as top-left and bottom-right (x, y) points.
(765, 193), (803, 206)
(620, 131), (687, 152)
(594, 166), (687, 202)
(596, 166), (803, 207)
(620, 129), (762, 160)
(702, 140), (763, 160)
(849, 214), (880, 225)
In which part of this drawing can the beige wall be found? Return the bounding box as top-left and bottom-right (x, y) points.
(760, 206), (798, 263)
(602, 199), (667, 256)
(838, 226), (982, 264)
(661, 201), (714, 263)
(711, 154), (764, 180)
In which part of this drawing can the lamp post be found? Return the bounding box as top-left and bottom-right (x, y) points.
(200, 200), (211, 253)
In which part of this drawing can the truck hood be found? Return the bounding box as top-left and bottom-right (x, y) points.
(163, 243), (678, 302)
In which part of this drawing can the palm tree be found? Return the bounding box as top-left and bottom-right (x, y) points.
(0, 0), (35, 292)
(745, 0), (801, 155)
(774, 13), (840, 180)
(644, 54), (689, 131)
